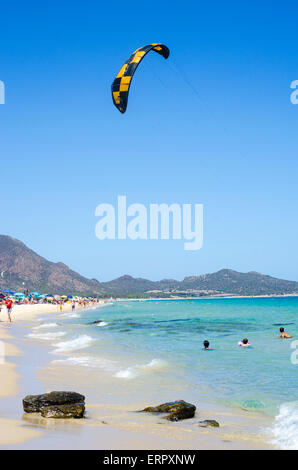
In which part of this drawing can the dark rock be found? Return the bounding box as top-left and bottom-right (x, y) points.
(23, 391), (85, 414)
(198, 420), (219, 427)
(41, 403), (85, 419)
(142, 400), (196, 421)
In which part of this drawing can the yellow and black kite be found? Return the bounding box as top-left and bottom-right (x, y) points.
(111, 43), (170, 113)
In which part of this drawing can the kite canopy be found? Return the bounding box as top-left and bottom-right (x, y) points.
(111, 43), (170, 113)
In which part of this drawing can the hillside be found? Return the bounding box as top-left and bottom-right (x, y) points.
(1, 235), (298, 297)
(101, 269), (298, 297)
(0, 235), (104, 296)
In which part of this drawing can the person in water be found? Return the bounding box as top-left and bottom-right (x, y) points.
(277, 327), (292, 339)
(238, 338), (251, 347)
(203, 340), (210, 350)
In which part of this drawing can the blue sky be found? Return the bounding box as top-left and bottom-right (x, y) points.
(1, 1), (298, 281)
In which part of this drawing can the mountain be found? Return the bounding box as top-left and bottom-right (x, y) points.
(0, 235), (104, 296)
(168, 269), (298, 296)
(101, 269), (298, 297)
(1, 235), (298, 297)
(100, 275), (157, 295)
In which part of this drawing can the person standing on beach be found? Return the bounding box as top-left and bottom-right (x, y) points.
(4, 298), (13, 322)
(59, 302), (63, 313)
(72, 301), (75, 312)
(277, 327), (292, 339)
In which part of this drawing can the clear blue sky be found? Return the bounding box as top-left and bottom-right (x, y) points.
(1, 1), (298, 281)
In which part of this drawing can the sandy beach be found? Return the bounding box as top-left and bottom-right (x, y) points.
(0, 320), (43, 444)
(0, 302), (75, 323)
(0, 302), (91, 447)
(0, 301), (275, 450)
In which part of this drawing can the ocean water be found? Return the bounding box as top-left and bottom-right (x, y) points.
(30, 297), (298, 449)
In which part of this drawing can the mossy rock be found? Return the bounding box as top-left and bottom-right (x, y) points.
(198, 419), (219, 428)
(23, 391), (85, 414)
(40, 403), (85, 419)
(142, 400), (196, 421)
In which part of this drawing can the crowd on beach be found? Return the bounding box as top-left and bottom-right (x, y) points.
(0, 289), (101, 322)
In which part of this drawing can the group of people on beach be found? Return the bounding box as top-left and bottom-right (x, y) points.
(203, 327), (292, 350)
(0, 294), (101, 322)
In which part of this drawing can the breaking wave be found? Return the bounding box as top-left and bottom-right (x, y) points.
(114, 358), (168, 380)
(28, 331), (66, 341)
(52, 335), (94, 354)
(33, 322), (59, 330)
(96, 321), (110, 327)
(270, 402), (298, 450)
(51, 355), (114, 370)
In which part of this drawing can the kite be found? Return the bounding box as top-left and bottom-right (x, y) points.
(111, 43), (170, 113)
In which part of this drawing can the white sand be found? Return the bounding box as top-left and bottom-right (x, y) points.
(0, 303), (74, 322)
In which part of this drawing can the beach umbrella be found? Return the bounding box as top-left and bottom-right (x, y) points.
(61, 295), (68, 299)
(46, 296), (54, 301)
(2, 289), (15, 295)
(13, 292), (25, 297)
(29, 292), (40, 296)
(54, 295), (60, 300)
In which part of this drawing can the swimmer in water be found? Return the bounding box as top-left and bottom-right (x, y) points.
(277, 327), (292, 339)
(238, 338), (251, 347)
(203, 340), (210, 350)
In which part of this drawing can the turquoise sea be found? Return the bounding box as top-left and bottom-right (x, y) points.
(30, 297), (298, 449)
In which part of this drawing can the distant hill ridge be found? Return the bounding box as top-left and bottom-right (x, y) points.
(1, 235), (298, 297)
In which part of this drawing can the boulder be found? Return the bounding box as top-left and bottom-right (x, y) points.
(40, 403), (85, 419)
(23, 391), (85, 418)
(142, 400), (196, 421)
(198, 419), (219, 427)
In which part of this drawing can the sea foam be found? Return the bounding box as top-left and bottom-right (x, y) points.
(114, 358), (167, 380)
(61, 312), (80, 318)
(51, 355), (114, 370)
(52, 335), (94, 353)
(33, 322), (59, 330)
(96, 321), (110, 327)
(28, 331), (66, 341)
(270, 401), (298, 450)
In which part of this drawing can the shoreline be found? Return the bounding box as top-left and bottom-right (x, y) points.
(116, 294), (298, 301)
(0, 324), (43, 445)
(0, 302), (104, 446)
(0, 302), (274, 449)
